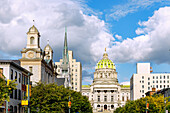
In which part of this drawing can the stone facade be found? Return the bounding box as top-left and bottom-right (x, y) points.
(82, 50), (130, 112)
(19, 25), (57, 85)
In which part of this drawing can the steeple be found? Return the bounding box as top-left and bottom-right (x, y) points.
(62, 27), (69, 70)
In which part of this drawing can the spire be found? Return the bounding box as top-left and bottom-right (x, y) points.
(62, 27), (69, 65)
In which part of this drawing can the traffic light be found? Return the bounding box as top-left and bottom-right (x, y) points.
(146, 103), (149, 109)
(26, 85), (31, 97)
(68, 101), (71, 108)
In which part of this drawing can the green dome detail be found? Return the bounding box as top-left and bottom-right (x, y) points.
(96, 49), (116, 69)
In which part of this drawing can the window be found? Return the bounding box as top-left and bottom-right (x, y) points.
(142, 81), (144, 83)
(72, 82), (73, 85)
(148, 77), (150, 80)
(153, 76), (155, 79)
(142, 90), (144, 93)
(10, 89), (13, 98)
(72, 69), (74, 72)
(58, 69), (60, 72)
(164, 80), (165, 83)
(160, 85), (162, 88)
(142, 76), (144, 79)
(72, 65), (74, 67)
(15, 71), (17, 81)
(30, 37), (34, 44)
(164, 76), (165, 79)
(104, 96), (107, 102)
(127, 96), (129, 101)
(19, 73), (21, 83)
(98, 96), (100, 102)
(142, 95), (144, 97)
(153, 85), (155, 88)
(142, 85), (144, 88)
(75, 87), (77, 90)
(97, 105), (100, 107)
(148, 82), (150, 85)
(15, 89), (17, 99)
(18, 90), (21, 100)
(156, 85), (158, 88)
(148, 87), (150, 90)
(111, 96), (114, 101)
(168, 81), (169, 83)
(153, 81), (155, 83)
(75, 69), (77, 72)
(156, 76), (158, 79)
(160, 81), (162, 83)
(72, 78), (73, 80)
(75, 74), (77, 77)
(14, 106), (17, 113)
(164, 85), (166, 88)
(29, 66), (32, 73)
(168, 85), (169, 88)
(75, 82), (77, 85)
(11, 69), (13, 80)
(168, 76), (169, 79)
(160, 75), (162, 79)
(122, 96), (124, 101)
(156, 80), (158, 83)
(75, 78), (77, 81)
(111, 105), (114, 109)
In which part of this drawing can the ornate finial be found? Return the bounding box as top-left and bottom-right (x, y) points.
(47, 39), (49, 44)
(105, 48), (106, 52)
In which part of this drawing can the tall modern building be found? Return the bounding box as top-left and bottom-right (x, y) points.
(130, 63), (170, 100)
(55, 28), (82, 92)
(19, 25), (57, 85)
(82, 49), (130, 112)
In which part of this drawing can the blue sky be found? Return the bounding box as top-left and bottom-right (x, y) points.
(1, 0), (170, 85)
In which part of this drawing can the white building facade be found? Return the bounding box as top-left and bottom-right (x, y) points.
(0, 60), (32, 113)
(82, 50), (130, 112)
(130, 63), (170, 100)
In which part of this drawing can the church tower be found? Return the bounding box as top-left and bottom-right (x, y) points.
(44, 41), (53, 61)
(21, 25), (42, 59)
(61, 27), (69, 73)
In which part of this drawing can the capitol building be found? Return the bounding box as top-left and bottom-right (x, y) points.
(82, 49), (130, 112)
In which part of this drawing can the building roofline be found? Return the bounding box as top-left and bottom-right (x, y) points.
(0, 60), (33, 75)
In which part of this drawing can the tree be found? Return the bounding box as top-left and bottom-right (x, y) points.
(30, 82), (92, 113)
(114, 95), (170, 113)
(0, 74), (17, 105)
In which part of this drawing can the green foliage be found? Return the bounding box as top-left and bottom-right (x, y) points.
(114, 95), (170, 113)
(0, 74), (17, 105)
(30, 82), (92, 113)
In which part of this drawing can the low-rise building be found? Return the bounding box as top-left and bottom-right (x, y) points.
(0, 60), (32, 113)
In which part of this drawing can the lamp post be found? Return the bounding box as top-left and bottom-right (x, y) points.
(27, 73), (30, 113)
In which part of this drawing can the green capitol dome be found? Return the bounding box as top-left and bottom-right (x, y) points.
(96, 48), (116, 70)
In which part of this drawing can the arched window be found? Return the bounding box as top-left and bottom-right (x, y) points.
(30, 37), (34, 44)
(111, 105), (114, 109)
(97, 104), (100, 107)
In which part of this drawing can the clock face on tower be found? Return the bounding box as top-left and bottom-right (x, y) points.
(28, 52), (34, 58)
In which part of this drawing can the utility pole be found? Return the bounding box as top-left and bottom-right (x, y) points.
(146, 98), (147, 113)
(69, 96), (70, 113)
(28, 73), (30, 113)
